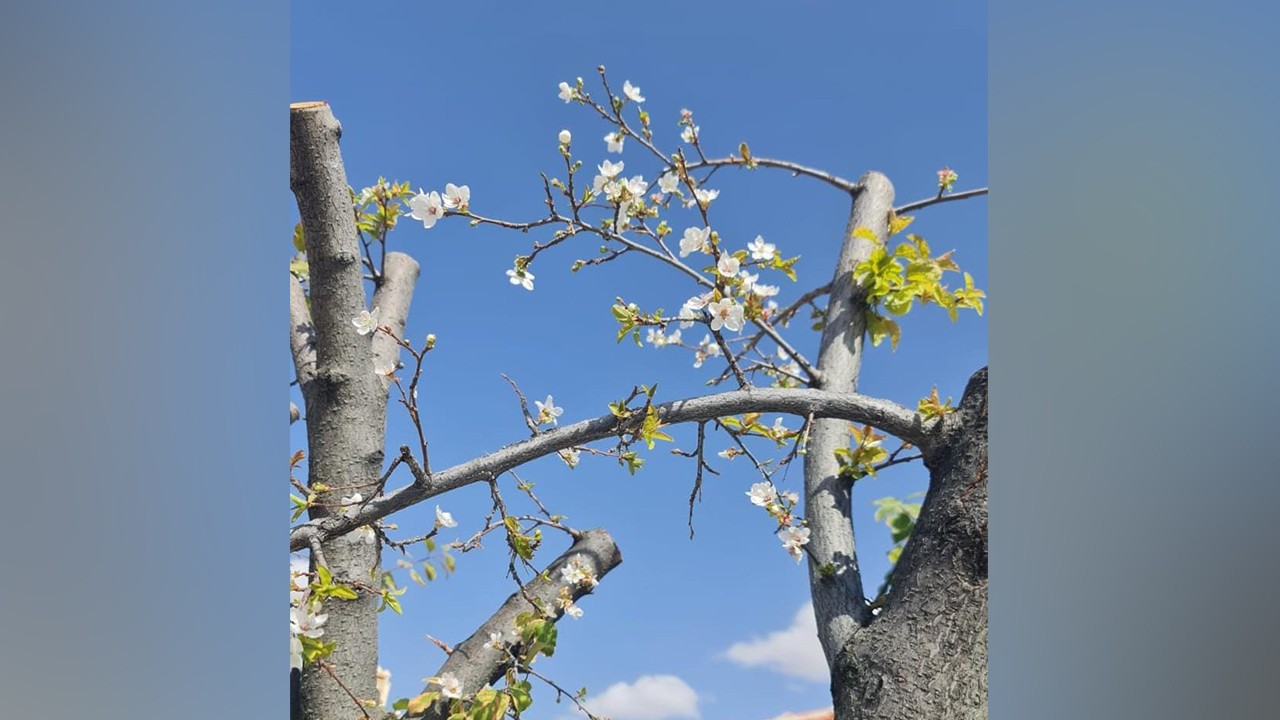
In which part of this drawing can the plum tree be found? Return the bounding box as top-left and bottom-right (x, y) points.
(288, 69), (987, 720)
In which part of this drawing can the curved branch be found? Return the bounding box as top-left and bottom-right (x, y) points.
(290, 387), (928, 551)
(894, 187), (988, 215)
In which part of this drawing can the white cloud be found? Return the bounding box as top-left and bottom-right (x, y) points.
(722, 604), (828, 682)
(582, 675), (700, 720)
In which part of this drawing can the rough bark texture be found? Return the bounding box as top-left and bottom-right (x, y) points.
(411, 529), (623, 720)
(291, 101), (403, 720)
(832, 368), (988, 719)
(805, 172), (896, 664)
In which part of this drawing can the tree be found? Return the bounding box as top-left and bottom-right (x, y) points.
(289, 68), (987, 720)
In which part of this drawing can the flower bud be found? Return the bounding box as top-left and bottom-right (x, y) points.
(558, 129), (572, 145)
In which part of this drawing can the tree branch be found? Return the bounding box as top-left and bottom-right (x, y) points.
(893, 187), (988, 215)
(291, 387), (928, 551)
(408, 529), (623, 719)
(804, 171), (895, 667)
(684, 156), (861, 194)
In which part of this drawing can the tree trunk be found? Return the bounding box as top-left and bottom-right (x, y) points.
(291, 101), (412, 720)
(832, 368), (988, 719)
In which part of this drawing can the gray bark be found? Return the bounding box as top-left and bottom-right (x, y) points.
(411, 529), (623, 720)
(832, 367), (988, 719)
(291, 102), (418, 720)
(804, 172), (895, 665)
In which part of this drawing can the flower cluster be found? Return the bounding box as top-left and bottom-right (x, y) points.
(556, 586), (584, 618)
(589, 159), (651, 220)
(692, 334), (722, 368)
(645, 327), (682, 348)
(937, 166), (959, 192)
(559, 554), (600, 589)
(427, 672), (463, 700)
(744, 480), (808, 561)
(289, 566), (328, 671)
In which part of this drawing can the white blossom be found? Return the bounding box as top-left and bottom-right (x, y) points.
(598, 159), (625, 179)
(506, 267), (535, 291)
(623, 80), (645, 103)
(442, 183), (470, 211)
(352, 307), (381, 336)
(681, 125), (700, 144)
(693, 334), (722, 368)
(407, 190), (445, 229)
(604, 131), (625, 154)
(535, 395), (564, 425)
(625, 175), (647, 197)
(753, 282), (780, 298)
(678, 293), (712, 328)
(558, 81), (575, 103)
(559, 555), (598, 587)
(558, 447), (581, 469)
(679, 226), (711, 257)
(717, 448), (737, 460)
(558, 129), (572, 145)
(779, 490), (800, 505)
(435, 673), (463, 699)
(694, 187), (720, 206)
(341, 492), (363, 506)
(435, 505), (457, 529)
(486, 632), (507, 651)
(564, 603), (584, 618)
(707, 298), (745, 333)
(345, 526), (376, 545)
(658, 172), (680, 194)
(779, 526), (811, 561)
(290, 600), (328, 670)
(716, 254), (740, 277)
(747, 481), (777, 507)
(748, 235), (777, 261)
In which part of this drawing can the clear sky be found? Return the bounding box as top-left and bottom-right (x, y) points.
(291, 2), (986, 718)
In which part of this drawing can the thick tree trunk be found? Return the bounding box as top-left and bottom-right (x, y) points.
(290, 102), (418, 720)
(832, 368), (988, 719)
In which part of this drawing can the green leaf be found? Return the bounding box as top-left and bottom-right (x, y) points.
(292, 222), (306, 252)
(866, 311), (901, 350)
(328, 585), (358, 601)
(290, 494), (310, 522)
(888, 212), (914, 236)
(442, 553), (456, 574)
(508, 681), (533, 712)
(852, 226), (880, 244)
(406, 691), (439, 715)
(424, 562), (437, 582)
(289, 255), (310, 282)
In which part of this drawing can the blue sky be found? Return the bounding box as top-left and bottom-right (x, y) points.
(291, 3), (986, 718)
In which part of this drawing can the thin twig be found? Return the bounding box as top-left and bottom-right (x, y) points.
(894, 187), (988, 214)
